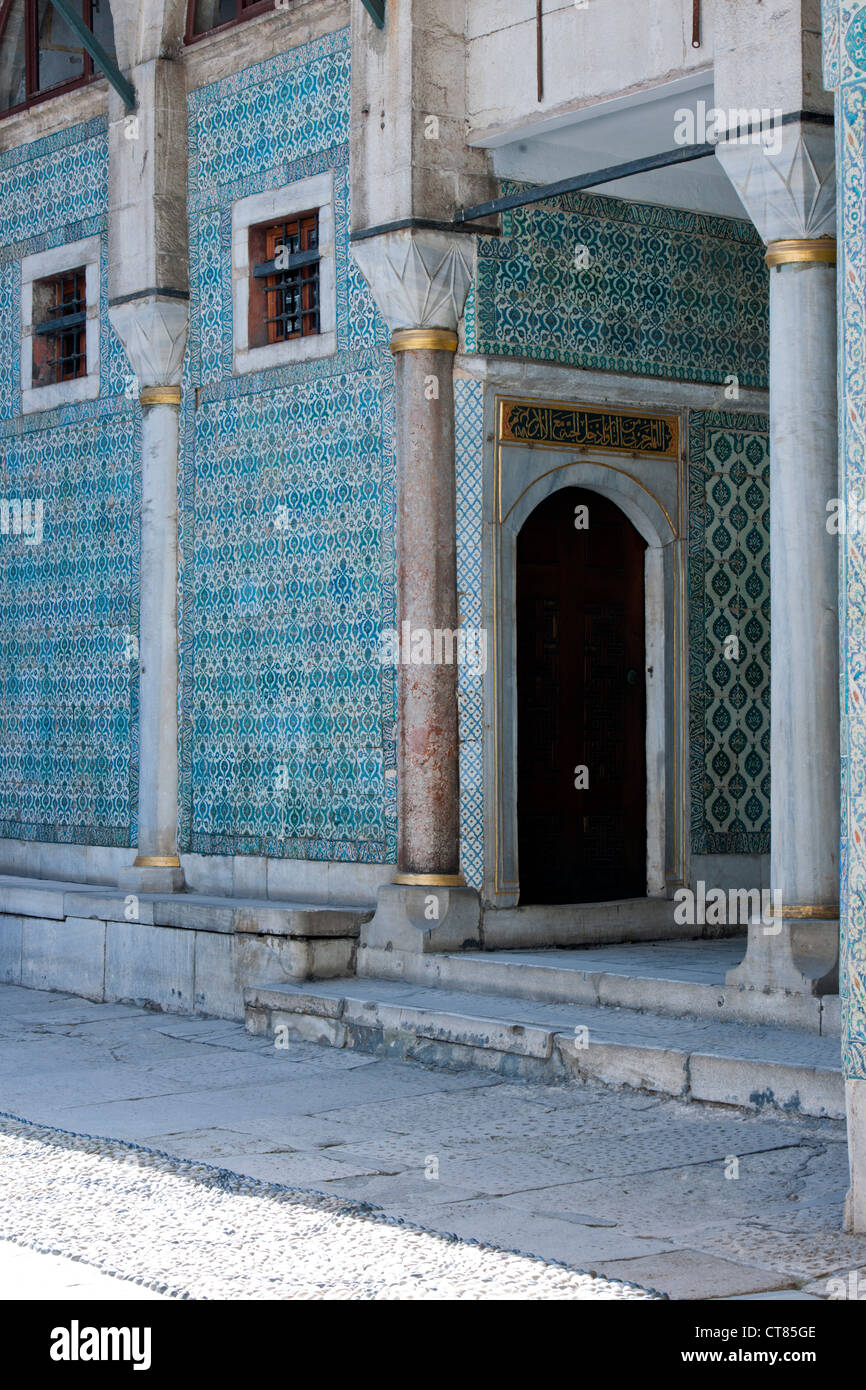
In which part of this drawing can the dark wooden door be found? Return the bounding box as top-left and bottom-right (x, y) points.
(516, 487), (647, 904)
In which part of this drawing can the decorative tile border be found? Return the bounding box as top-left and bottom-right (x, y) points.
(830, 0), (866, 1075)
(455, 376), (485, 889)
(688, 410), (771, 855)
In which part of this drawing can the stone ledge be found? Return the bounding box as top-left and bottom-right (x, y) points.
(243, 977), (845, 1118)
(359, 940), (839, 1037)
(0, 875), (371, 939)
(0, 894), (364, 1021)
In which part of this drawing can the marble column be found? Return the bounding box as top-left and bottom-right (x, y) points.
(352, 229), (482, 962)
(106, 48), (190, 894)
(110, 302), (189, 893)
(717, 122), (840, 994)
(391, 332), (462, 879)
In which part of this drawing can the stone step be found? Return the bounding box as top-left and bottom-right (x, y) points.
(0, 874), (373, 1020)
(479, 896), (702, 949)
(366, 940), (840, 1037)
(243, 975), (845, 1119)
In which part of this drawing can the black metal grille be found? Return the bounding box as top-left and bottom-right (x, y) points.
(34, 270), (87, 382)
(252, 215), (320, 342)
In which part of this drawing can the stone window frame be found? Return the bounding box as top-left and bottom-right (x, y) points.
(231, 170), (336, 376)
(20, 235), (101, 415)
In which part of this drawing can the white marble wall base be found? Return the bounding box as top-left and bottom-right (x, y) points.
(0, 839), (393, 908)
(845, 1079), (866, 1234)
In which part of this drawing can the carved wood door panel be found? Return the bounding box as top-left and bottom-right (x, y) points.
(516, 486), (647, 903)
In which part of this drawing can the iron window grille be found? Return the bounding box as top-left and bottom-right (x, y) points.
(249, 212), (320, 347)
(0, 0), (116, 117)
(33, 268), (87, 385)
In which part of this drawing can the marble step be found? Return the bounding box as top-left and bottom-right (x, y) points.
(365, 939), (840, 1037)
(244, 975), (845, 1119)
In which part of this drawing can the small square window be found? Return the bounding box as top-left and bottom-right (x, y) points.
(32, 268), (88, 387)
(21, 235), (100, 414)
(231, 172), (335, 375)
(248, 212), (321, 348)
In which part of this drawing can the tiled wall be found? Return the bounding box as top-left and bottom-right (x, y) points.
(454, 377), (484, 889)
(469, 186), (769, 388)
(688, 411), (771, 856)
(180, 30), (398, 864)
(826, 0), (866, 1076)
(0, 119), (139, 848)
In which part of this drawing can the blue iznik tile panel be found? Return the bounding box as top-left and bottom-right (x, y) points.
(0, 119), (139, 847)
(455, 377), (484, 888)
(688, 411), (770, 856)
(181, 30), (396, 861)
(827, 0), (866, 1077)
(0, 116), (107, 247)
(473, 187), (769, 388)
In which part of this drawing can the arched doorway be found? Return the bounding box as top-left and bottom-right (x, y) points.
(516, 486), (648, 904)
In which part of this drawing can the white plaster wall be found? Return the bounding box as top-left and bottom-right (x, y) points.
(466, 0), (713, 142)
(714, 0), (830, 116)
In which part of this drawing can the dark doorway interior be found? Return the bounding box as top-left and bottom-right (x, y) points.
(516, 486), (648, 904)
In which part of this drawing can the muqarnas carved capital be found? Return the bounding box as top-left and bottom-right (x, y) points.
(351, 229), (474, 332)
(715, 121), (835, 244)
(108, 294), (190, 389)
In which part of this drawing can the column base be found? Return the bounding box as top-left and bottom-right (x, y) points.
(118, 859), (186, 893)
(357, 883), (481, 979)
(725, 916), (839, 996)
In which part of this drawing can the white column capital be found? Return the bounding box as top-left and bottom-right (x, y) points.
(715, 120), (835, 245)
(351, 228), (475, 333)
(108, 294), (189, 389)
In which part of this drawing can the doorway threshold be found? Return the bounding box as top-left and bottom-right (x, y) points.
(482, 896), (710, 949)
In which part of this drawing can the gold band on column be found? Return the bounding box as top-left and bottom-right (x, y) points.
(768, 903), (840, 919)
(392, 871), (466, 887)
(389, 328), (459, 354)
(765, 238), (836, 268)
(139, 385), (182, 406)
(133, 854), (182, 868)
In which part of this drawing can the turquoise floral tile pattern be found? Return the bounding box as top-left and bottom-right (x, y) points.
(455, 376), (484, 888)
(180, 29), (397, 861)
(0, 120), (138, 847)
(829, 0), (866, 1077)
(474, 186), (769, 387)
(688, 411), (770, 855)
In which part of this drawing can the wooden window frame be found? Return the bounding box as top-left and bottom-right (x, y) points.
(185, 0), (275, 45)
(248, 210), (321, 350)
(32, 266), (87, 387)
(0, 0), (110, 118)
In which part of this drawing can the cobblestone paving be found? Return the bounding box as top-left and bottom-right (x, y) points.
(0, 983), (861, 1299)
(0, 1115), (655, 1301)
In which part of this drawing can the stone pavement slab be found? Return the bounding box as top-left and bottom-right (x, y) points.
(598, 1250), (798, 1299)
(0, 981), (857, 1300)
